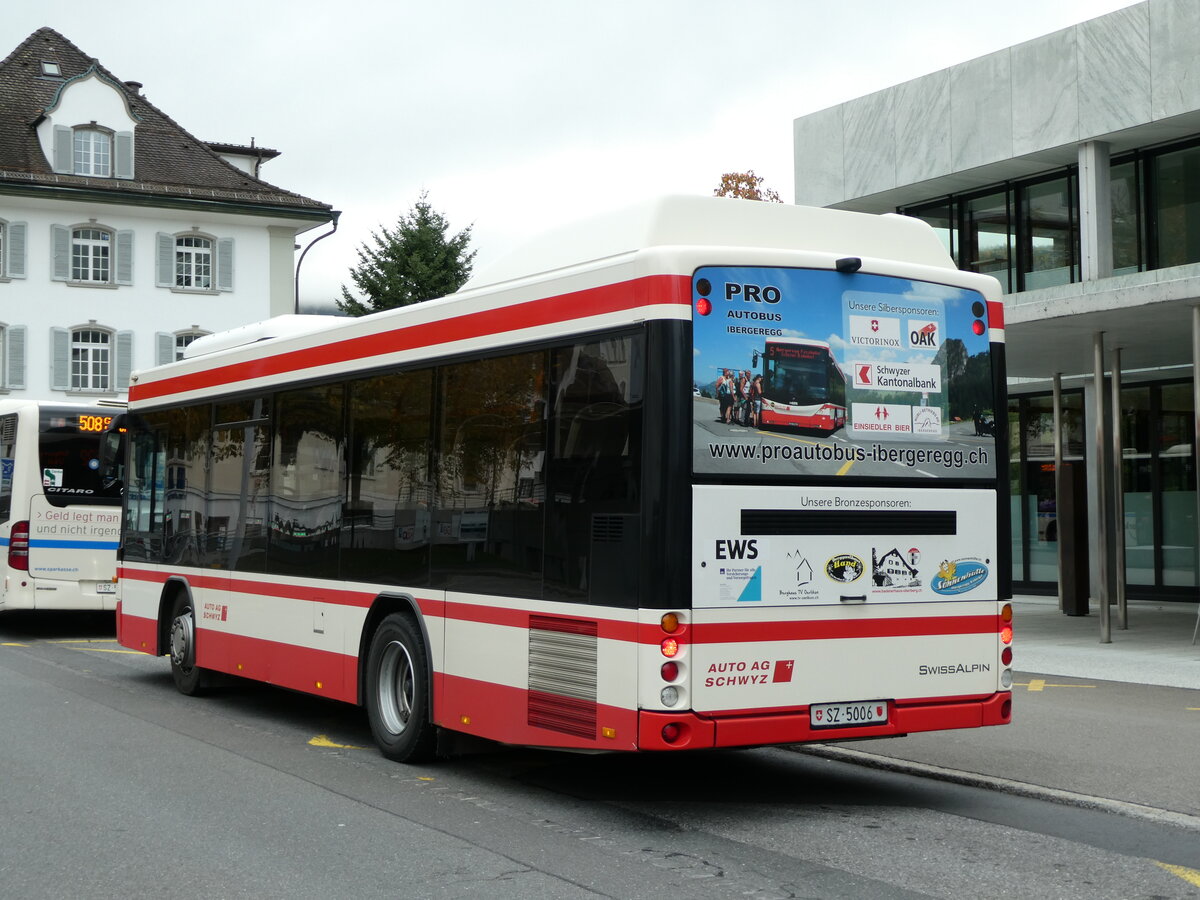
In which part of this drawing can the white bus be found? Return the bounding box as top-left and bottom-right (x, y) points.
(113, 196), (1013, 762)
(1, 400), (124, 611)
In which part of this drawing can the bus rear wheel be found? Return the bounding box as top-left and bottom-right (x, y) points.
(168, 592), (211, 696)
(365, 614), (436, 763)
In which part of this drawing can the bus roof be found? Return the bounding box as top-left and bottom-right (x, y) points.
(462, 195), (956, 290)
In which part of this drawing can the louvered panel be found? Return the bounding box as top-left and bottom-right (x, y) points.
(528, 615), (598, 738)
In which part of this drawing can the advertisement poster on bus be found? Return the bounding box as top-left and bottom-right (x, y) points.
(691, 265), (996, 480)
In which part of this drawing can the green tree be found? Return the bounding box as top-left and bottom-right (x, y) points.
(714, 170), (782, 203)
(337, 192), (476, 316)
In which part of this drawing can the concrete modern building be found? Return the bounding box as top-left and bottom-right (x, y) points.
(0, 28), (333, 401)
(793, 0), (1200, 620)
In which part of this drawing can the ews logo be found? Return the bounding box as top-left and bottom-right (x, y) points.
(716, 539), (758, 560)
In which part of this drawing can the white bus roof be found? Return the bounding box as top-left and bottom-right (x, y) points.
(462, 195), (956, 290)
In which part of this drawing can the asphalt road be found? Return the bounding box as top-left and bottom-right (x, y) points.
(2, 611), (1198, 899)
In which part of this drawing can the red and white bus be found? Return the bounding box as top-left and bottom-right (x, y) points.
(757, 338), (847, 433)
(1, 400), (124, 611)
(113, 196), (1012, 762)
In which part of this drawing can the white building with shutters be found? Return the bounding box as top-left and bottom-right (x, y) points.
(0, 27), (333, 399)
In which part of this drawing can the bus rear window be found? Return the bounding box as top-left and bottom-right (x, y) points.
(39, 409), (123, 507)
(691, 266), (997, 481)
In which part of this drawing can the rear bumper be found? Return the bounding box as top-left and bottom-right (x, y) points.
(637, 691), (1011, 751)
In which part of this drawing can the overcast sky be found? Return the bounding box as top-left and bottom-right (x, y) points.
(8, 0), (1140, 311)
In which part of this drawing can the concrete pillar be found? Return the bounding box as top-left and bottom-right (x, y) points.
(1111, 348), (1127, 629)
(1079, 142), (1113, 282)
(1094, 333), (1111, 643)
(1053, 373), (1064, 612)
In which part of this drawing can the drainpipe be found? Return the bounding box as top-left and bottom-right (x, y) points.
(294, 210), (342, 315)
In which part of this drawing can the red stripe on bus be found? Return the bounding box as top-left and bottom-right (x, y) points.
(442, 601), (640, 641)
(131, 274), (691, 403)
(119, 566), (442, 613)
(987, 299), (1004, 330)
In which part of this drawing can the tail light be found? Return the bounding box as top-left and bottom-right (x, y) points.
(659, 612), (686, 707)
(8, 521), (30, 571)
(999, 603), (1013, 689)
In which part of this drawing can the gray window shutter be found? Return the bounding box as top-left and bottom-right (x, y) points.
(156, 332), (174, 365)
(156, 232), (174, 287)
(116, 331), (134, 389)
(217, 237), (234, 291)
(115, 230), (134, 285)
(6, 222), (26, 278)
(51, 225), (70, 281)
(51, 328), (70, 391)
(5, 325), (26, 389)
(114, 131), (134, 179)
(52, 126), (72, 173)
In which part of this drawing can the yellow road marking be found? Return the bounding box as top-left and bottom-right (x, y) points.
(836, 459), (855, 476)
(1016, 679), (1096, 692)
(308, 734), (367, 750)
(1156, 861), (1200, 887)
(1, 642), (29, 647)
(70, 647), (142, 655)
(48, 639), (117, 644)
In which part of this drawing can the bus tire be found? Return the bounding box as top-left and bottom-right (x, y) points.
(168, 592), (211, 696)
(365, 613), (436, 764)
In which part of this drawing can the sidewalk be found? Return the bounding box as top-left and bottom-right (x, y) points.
(1012, 593), (1200, 690)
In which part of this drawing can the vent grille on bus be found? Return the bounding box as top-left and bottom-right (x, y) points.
(740, 509), (957, 535)
(591, 514), (626, 543)
(0, 415), (16, 445)
(528, 615), (598, 739)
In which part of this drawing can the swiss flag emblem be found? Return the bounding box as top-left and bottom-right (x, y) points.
(813, 708), (824, 722)
(772, 660), (794, 683)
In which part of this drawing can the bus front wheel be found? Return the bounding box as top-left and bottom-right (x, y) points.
(365, 614), (436, 763)
(168, 592), (211, 696)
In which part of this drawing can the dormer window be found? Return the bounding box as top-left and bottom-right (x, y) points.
(50, 125), (133, 179)
(74, 128), (111, 176)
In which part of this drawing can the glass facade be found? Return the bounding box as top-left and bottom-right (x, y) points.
(1008, 392), (1085, 588)
(901, 136), (1200, 285)
(1009, 384), (1197, 595)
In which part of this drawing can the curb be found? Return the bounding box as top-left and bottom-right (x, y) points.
(794, 743), (1200, 833)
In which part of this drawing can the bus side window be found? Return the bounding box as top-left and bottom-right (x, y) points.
(544, 335), (643, 607)
(0, 414), (16, 521)
(123, 425), (166, 562)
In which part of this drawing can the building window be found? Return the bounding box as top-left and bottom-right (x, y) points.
(72, 227), (111, 282)
(1019, 174), (1078, 291)
(175, 329), (208, 360)
(1111, 160), (1144, 275)
(175, 236), (213, 289)
(157, 232), (233, 292)
(73, 128), (111, 177)
(71, 328), (111, 391)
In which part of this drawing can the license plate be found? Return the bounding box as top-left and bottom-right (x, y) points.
(96, 581), (116, 594)
(810, 700), (888, 728)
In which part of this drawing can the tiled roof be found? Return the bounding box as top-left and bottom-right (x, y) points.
(0, 27), (330, 214)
